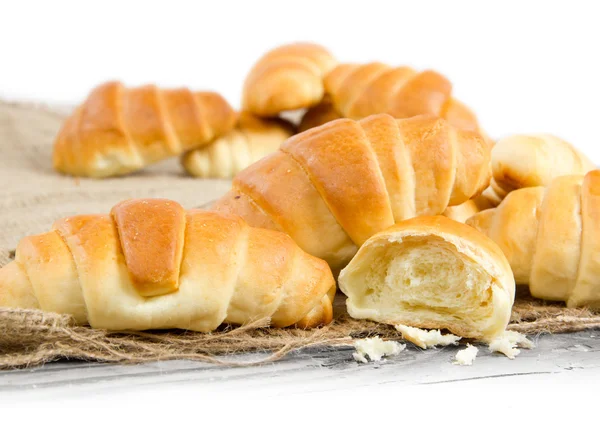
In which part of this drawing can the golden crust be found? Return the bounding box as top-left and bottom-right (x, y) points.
(221, 150), (357, 272)
(466, 171), (600, 307)
(181, 112), (295, 179)
(530, 176), (583, 301)
(0, 262), (40, 311)
(14, 230), (86, 322)
(443, 193), (497, 224)
(440, 98), (480, 133)
(329, 62), (390, 117)
(53, 81), (236, 178)
(281, 118), (394, 246)
(111, 199), (186, 297)
(397, 116), (456, 215)
(161, 88), (211, 151)
(571, 171), (600, 307)
(215, 114), (491, 269)
(324, 63), (480, 132)
(442, 199), (482, 223)
(450, 127), (493, 205)
(212, 188), (282, 233)
(0, 199), (335, 331)
(359, 114), (415, 222)
(387, 70), (452, 119)
(349, 66), (417, 119)
(242, 43), (336, 116)
(488, 133), (595, 202)
(467, 188), (545, 284)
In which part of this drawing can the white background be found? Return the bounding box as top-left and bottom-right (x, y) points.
(1, 0), (599, 161)
(1, 0), (599, 420)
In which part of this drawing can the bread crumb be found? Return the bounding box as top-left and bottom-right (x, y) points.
(453, 344), (479, 365)
(488, 331), (534, 359)
(352, 336), (405, 363)
(395, 324), (461, 349)
(504, 330), (534, 349)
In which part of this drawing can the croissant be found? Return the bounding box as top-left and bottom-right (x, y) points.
(466, 170), (600, 308)
(181, 112), (295, 178)
(484, 133), (595, 204)
(298, 98), (343, 133)
(0, 199), (336, 331)
(213, 114), (491, 271)
(242, 43), (337, 117)
(53, 81), (237, 178)
(442, 200), (480, 223)
(324, 63), (480, 132)
(338, 216), (515, 340)
(442, 192), (497, 223)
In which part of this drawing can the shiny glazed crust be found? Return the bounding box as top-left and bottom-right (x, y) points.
(53, 81), (236, 178)
(0, 199), (335, 331)
(242, 43), (336, 116)
(324, 63), (480, 132)
(213, 114), (491, 270)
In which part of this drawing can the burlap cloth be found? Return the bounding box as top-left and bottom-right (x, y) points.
(1, 99), (599, 369)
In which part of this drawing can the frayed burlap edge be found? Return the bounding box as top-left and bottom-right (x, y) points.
(2, 288), (600, 369)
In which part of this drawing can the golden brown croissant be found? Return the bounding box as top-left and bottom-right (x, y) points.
(213, 114), (491, 271)
(466, 170), (600, 308)
(484, 133), (595, 205)
(242, 43), (337, 117)
(0, 199), (335, 331)
(53, 81), (237, 178)
(324, 63), (480, 132)
(339, 216), (515, 340)
(181, 112), (295, 178)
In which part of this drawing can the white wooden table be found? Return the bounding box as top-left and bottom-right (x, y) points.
(1, 329), (598, 400)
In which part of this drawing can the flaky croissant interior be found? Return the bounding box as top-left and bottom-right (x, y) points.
(341, 236), (507, 339)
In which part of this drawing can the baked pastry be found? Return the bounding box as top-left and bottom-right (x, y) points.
(181, 112), (295, 178)
(298, 98), (343, 132)
(0, 199), (335, 331)
(213, 114), (491, 270)
(466, 170), (600, 308)
(479, 184), (505, 207)
(242, 42), (336, 117)
(324, 63), (480, 131)
(338, 216), (515, 340)
(442, 195), (495, 223)
(485, 133), (595, 204)
(53, 81), (237, 178)
(442, 200), (482, 223)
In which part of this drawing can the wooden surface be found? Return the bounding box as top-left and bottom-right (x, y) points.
(1, 329), (599, 398)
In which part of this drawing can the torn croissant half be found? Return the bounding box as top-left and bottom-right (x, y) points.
(338, 216), (515, 341)
(0, 199), (336, 331)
